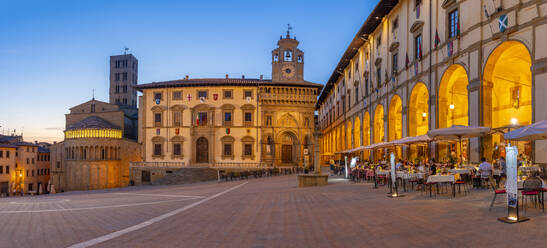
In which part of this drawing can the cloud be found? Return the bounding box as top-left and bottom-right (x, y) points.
(44, 127), (64, 131)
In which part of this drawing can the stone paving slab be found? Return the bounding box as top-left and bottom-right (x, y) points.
(0, 176), (545, 248)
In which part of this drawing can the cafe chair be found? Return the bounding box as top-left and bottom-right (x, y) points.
(521, 178), (542, 214)
(488, 178), (506, 211)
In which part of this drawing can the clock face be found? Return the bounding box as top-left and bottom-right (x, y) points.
(281, 65), (296, 79)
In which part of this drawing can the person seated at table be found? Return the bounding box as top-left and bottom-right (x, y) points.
(429, 158), (437, 175)
(417, 162), (426, 173)
(395, 160), (403, 171)
(479, 157), (492, 179)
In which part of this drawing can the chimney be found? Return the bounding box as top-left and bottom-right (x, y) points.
(185, 75), (189, 80)
(225, 74), (229, 79)
(242, 75), (245, 79)
(260, 75), (264, 80)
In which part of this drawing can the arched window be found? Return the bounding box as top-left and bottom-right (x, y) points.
(284, 50), (293, 62)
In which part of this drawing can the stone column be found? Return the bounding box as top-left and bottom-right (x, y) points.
(313, 130), (321, 173)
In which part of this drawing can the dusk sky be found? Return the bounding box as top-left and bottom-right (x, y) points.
(0, 0), (374, 143)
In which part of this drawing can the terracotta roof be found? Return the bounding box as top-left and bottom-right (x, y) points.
(0, 135), (21, 143)
(12, 141), (38, 147)
(0, 144), (17, 148)
(38, 146), (50, 153)
(66, 116), (121, 131)
(134, 78), (323, 91)
(316, 0), (399, 108)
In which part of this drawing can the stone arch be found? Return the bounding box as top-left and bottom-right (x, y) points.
(408, 82), (429, 136)
(482, 40), (532, 159)
(438, 64), (469, 128)
(354, 116), (361, 148)
(278, 131), (299, 165)
(346, 120), (352, 150)
(374, 105), (384, 144)
(277, 113), (298, 128)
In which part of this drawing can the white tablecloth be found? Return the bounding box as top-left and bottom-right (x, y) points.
(396, 172), (424, 179)
(376, 170), (390, 176)
(448, 169), (471, 174)
(519, 166), (542, 172)
(427, 175), (455, 183)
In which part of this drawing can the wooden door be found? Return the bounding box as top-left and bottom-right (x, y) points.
(141, 170), (151, 183)
(282, 144), (292, 163)
(196, 137), (209, 163)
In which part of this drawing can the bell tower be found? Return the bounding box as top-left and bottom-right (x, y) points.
(272, 25), (304, 82)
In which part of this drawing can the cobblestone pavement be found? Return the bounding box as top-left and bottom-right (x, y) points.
(0, 175), (545, 248)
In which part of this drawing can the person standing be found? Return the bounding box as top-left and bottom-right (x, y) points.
(479, 157), (492, 187)
(429, 158), (437, 175)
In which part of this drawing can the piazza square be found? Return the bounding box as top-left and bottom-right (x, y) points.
(0, 0), (546, 247)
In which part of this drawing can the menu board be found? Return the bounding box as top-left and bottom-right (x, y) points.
(505, 146), (518, 208)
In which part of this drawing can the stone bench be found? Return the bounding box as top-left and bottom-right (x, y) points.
(297, 174), (328, 187)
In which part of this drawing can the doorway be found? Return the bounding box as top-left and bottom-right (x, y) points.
(282, 145), (292, 163)
(196, 137), (209, 163)
(141, 170), (151, 183)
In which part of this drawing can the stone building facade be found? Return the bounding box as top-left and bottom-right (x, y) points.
(0, 135), (50, 195)
(0, 143), (16, 196)
(110, 54), (138, 108)
(134, 33), (321, 177)
(316, 0), (547, 164)
(50, 99), (141, 191)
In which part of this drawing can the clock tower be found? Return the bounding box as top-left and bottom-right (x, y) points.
(272, 27), (304, 82)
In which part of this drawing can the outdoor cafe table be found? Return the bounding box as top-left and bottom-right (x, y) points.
(396, 171), (424, 179)
(427, 175), (456, 197)
(376, 170), (390, 176)
(448, 168), (471, 174)
(519, 166), (542, 173)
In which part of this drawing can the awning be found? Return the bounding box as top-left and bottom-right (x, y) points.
(504, 119), (547, 141)
(427, 125), (491, 141)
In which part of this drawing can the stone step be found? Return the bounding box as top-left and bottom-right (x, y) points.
(152, 167), (218, 185)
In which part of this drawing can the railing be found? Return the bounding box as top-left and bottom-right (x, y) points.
(260, 93), (315, 103)
(130, 161), (187, 168)
(211, 162), (273, 169)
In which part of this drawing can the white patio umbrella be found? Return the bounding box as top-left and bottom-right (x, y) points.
(504, 119), (547, 141)
(428, 125), (491, 163)
(391, 135), (432, 146)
